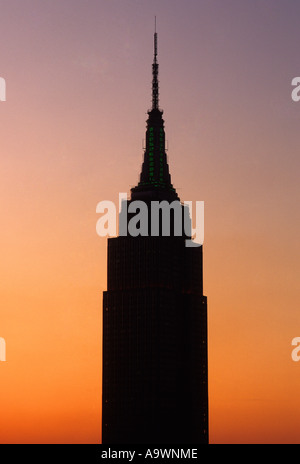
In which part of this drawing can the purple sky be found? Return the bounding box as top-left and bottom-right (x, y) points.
(0, 0), (300, 444)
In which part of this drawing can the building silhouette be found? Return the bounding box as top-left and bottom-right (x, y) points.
(102, 29), (208, 444)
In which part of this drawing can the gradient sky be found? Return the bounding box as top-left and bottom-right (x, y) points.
(0, 0), (300, 444)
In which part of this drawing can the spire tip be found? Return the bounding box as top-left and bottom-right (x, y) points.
(152, 20), (159, 110)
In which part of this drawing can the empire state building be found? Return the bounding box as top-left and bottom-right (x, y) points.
(102, 29), (208, 444)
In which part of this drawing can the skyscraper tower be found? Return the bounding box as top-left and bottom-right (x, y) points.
(102, 28), (208, 444)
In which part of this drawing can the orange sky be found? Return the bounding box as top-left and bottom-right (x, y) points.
(0, 0), (300, 444)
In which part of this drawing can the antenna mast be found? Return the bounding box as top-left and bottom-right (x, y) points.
(152, 17), (159, 110)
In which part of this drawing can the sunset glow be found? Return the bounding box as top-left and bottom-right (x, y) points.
(1, 0), (300, 444)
